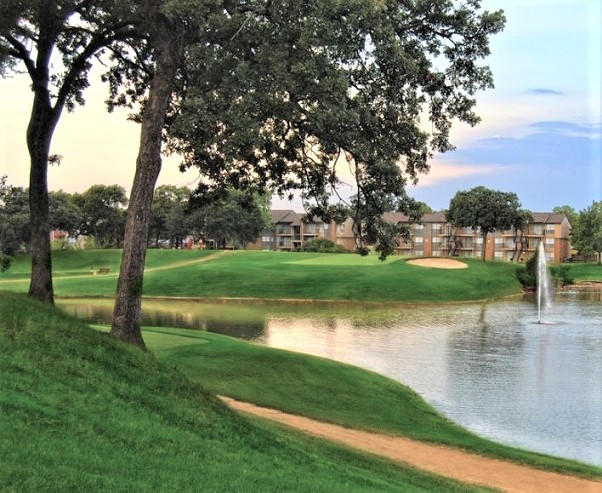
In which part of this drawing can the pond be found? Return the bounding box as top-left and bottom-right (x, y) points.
(58, 290), (602, 466)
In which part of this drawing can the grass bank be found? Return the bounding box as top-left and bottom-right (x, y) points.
(1, 249), (525, 302)
(0, 292), (493, 492)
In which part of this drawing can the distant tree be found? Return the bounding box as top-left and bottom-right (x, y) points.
(510, 208), (533, 262)
(49, 191), (82, 237)
(416, 201), (434, 216)
(446, 186), (530, 260)
(73, 185), (128, 248)
(0, 177), (30, 268)
(552, 205), (578, 227)
(571, 201), (602, 264)
(189, 189), (270, 249)
(149, 185), (191, 248)
(0, 1), (143, 302)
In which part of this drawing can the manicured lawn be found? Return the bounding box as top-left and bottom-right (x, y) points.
(0, 292), (492, 492)
(564, 262), (602, 283)
(0, 249), (525, 302)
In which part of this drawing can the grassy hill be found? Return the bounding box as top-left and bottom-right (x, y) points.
(1, 292), (493, 492)
(0, 249), (525, 302)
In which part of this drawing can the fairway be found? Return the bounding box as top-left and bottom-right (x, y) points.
(0, 249), (525, 302)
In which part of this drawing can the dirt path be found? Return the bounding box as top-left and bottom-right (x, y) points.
(220, 396), (602, 493)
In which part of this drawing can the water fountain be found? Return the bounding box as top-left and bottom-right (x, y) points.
(537, 241), (553, 323)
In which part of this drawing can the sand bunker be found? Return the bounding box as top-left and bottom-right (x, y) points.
(406, 258), (468, 269)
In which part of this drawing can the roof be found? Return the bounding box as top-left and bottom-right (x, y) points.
(383, 211), (447, 224)
(530, 213), (568, 224)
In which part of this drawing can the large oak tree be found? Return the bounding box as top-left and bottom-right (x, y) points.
(446, 186), (530, 260)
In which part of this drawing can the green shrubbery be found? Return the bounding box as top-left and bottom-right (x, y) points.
(515, 249), (574, 289)
(296, 238), (348, 253)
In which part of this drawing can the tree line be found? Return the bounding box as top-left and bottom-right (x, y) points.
(0, 178), (270, 257)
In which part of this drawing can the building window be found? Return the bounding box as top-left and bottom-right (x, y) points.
(414, 236), (424, 244)
(533, 225), (543, 235)
(494, 251), (503, 259)
(414, 224), (424, 230)
(546, 238), (554, 246)
(415, 249), (424, 256)
(495, 237), (503, 245)
(546, 225), (555, 233)
(337, 223), (346, 234)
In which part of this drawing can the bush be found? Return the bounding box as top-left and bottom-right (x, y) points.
(550, 264), (574, 286)
(297, 238), (348, 253)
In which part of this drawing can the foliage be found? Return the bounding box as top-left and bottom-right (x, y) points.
(149, 185), (192, 248)
(188, 189), (271, 249)
(571, 201), (602, 264)
(49, 190), (82, 236)
(170, 1), (506, 261)
(296, 238), (348, 253)
(446, 186), (531, 260)
(553, 205), (578, 227)
(0, 177), (29, 259)
(73, 185), (128, 248)
(549, 264), (574, 287)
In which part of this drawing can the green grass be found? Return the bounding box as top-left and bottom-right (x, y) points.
(149, 325), (602, 479)
(564, 262), (602, 283)
(1, 249), (525, 302)
(0, 292), (495, 492)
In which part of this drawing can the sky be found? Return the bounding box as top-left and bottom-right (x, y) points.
(1, 0), (600, 214)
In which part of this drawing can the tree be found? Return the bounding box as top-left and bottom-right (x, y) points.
(0, 1), (142, 302)
(553, 205), (578, 227)
(111, 0), (505, 345)
(446, 186), (529, 260)
(571, 201), (602, 264)
(0, 177), (29, 269)
(149, 185), (191, 248)
(49, 190), (82, 237)
(188, 189), (271, 249)
(73, 185), (128, 248)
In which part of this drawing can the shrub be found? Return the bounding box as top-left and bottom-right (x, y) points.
(550, 264), (574, 286)
(297, 238), (348, 253)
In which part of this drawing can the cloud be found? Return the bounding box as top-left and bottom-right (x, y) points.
(524, 88), (564, 95)
(438, 120), (601, 169)
(416, 162), (508, 187)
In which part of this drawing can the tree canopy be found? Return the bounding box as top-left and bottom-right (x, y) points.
(446, 186), (530, 260)
(169, 0), (506, 259)
(571, 201), (602, 264)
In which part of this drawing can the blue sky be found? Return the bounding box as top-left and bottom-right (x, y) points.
(1, 0), (600, 214)
(408, 0), (601, 212)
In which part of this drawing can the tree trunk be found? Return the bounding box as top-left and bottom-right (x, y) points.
(481, 232), (488, 261)
(26, 85), (59, 303)
(110, 24), (181, 347)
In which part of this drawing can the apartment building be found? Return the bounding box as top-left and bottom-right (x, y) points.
(254, 209), (571, 262)
(251, 210), (331, 251)
(381, 211), (571, 262)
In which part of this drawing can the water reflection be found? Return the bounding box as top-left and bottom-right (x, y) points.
(58, 291), (602, 466)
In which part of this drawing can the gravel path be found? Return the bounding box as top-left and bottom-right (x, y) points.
(221, 396), (602, 493)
